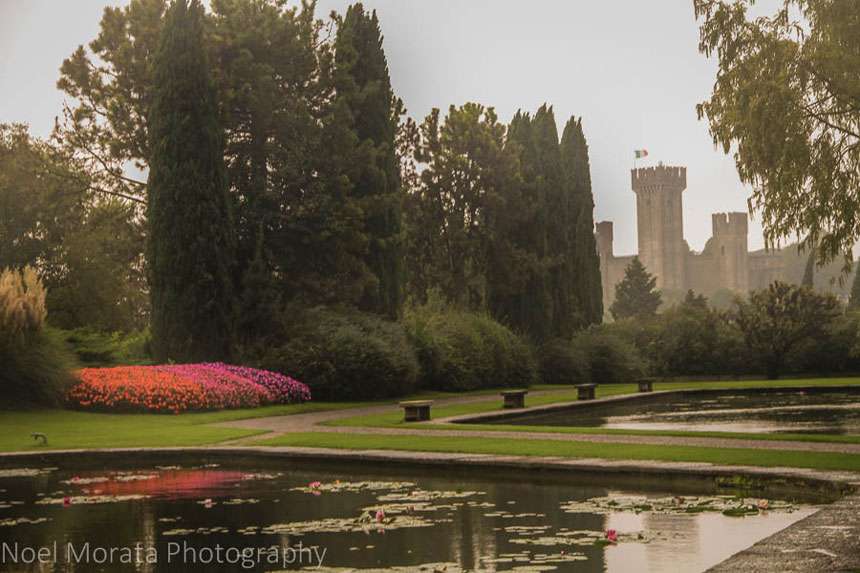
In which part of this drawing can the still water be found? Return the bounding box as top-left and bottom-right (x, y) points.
(0, 460), (820, 572)
(499, 389), (860, 434)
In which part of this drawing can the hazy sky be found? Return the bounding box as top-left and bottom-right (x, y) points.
(0, 0), (781, 255)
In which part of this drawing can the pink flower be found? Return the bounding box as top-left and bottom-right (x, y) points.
(71, 476), (79, 483)
(203, 498), (213, 508)
(375, 510), (386, 523)
(309, 481), (322, 489)
(62, 497), (71, 507)
(757, 499), (769, 510)
(605, 529), (618, 542)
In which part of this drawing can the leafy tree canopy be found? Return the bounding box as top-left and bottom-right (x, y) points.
(695, 0), (860, 269)
(728, 281), (841, 378)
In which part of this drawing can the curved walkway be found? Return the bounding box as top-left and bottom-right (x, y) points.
(212, 389), (860, 454)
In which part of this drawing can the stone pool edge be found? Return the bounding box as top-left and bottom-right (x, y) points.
(1, 446), (858, 572)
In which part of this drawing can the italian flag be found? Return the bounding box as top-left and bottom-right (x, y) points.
(634, 149), (649, 159)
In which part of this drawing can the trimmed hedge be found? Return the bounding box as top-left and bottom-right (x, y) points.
(255, 306), (419, 401)
(536, 338), (589, 385)
(572, 327), (647, 384)
(404, 308), (537, 391)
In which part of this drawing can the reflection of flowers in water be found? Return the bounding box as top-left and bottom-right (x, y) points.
(64, 469), (247, 500)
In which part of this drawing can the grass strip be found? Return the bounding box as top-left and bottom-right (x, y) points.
(250, 432), (860, 472)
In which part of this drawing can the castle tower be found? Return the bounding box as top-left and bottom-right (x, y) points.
(631, 165), (687, 290)
(595, 221), (615, 308)
(711, 212), (749, 292)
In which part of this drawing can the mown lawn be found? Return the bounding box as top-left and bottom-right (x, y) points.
(0, 403), (351, 452)
(1, 377), (859, 468)
(249, 432), (860, 472)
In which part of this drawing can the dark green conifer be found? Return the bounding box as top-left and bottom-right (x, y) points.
(532, 105), (573, 339)
(560, 116), (603, 327)
(501, 111), (554, 341)
(146, 0), (235, 362)
(610, 257), (662, 321)
(334, 3), (404, 319)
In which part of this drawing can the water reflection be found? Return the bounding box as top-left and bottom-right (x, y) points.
(501, 389), (860, 434)
(0, 463), (819, 572)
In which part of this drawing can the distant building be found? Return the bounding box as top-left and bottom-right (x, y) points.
(596, 163), (783, 309)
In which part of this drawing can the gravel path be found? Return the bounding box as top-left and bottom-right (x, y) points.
(212, 389), (860, 454)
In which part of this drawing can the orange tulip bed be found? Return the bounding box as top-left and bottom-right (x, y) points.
(65, 363), (311, 413)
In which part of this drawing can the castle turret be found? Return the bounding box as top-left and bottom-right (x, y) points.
(595, 221), (615, 308)
(711, 212), (749, 292)
(631, 164), (687, 290)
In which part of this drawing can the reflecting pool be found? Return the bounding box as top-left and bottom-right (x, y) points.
(497, 389), (860, 434)
(0, 460), (822, 572)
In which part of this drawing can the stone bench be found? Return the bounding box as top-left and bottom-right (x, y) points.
(576, 383), (597, 400)
(501, 389), (528, 409)
(399, 400), (433, 422)
(637, 378), (655, 393)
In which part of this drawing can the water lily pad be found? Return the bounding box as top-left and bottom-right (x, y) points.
(0, 468), (55, 479)
(36, 494), (147, 505)
(0, 517), (50, 527)
(261, 513), (432, 535)
(560, 494), (796, 516)
(291, 480), (416, 495)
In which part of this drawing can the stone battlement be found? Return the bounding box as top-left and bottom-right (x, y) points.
(631, 165), (687, 192)
(712, 212), (748, 235)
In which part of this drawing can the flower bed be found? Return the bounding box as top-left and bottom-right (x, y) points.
(66, 364), (311, 413)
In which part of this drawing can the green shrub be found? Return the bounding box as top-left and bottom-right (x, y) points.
(536, 338), (589, 385)
(572, 326), (647, 383)
(61, 328), (151, 367)
(404, 308), (537, 391)
(254, 306), (419, 401)
(798, 310), (860, 375)
(0, 267), (75, 406)
(649, 305), (747, 378)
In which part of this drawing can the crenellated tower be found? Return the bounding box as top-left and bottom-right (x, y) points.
(595, 221), (615, 307)
(711, 212), (749, 292)
(631, 164), (687, 289)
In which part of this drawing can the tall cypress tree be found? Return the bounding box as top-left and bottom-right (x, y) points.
(500, 111), (554, 341)
(531, 105), (573, 338)
(147, 0), (235, 362)
(334, 4), (404, 319)
(560, 116), (603, 327)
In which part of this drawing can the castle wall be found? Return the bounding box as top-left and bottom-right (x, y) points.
(685, 253), (722, 294)
(748, 251), (783, 290)
(596, 166), (782, 314)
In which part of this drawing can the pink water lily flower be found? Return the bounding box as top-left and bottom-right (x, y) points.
(375, 510), (386, 523)
(757, 499), (769, 510)
(62, 497), (71, 507)
(605, 529), (618, 542)
(309, 481), (322, 489)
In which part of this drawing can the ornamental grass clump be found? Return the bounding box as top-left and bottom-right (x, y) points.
(0, 266), (47, 344)
(0, 266), (75, 406)
(66, 364), (311, 413)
